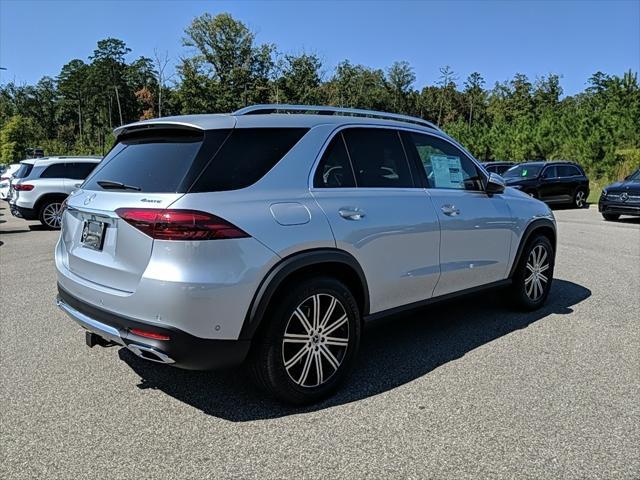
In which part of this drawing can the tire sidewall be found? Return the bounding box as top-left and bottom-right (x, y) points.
(256, 277), (361, 404)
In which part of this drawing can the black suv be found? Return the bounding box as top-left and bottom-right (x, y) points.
(502, 161), (590, 208)
(482, 161), (515, 176)
(598, 168), (640, 221)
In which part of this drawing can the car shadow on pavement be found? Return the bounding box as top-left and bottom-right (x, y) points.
(119, 278), (591, 422)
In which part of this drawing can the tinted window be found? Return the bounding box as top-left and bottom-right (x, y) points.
(403, 132), (482, 190)
(503, 164), (543, 179)
(542, 166), (558, 179)
(314, 133), (356, 188)
(14, 163), (34, 179)
(191, 128), (308, 192)
(40, 163), (68, 178)
(84, 131), (205, 193)
(558, 165), (581, 177)
(67, 162), (98, 179)
(342, 128), (413, 188)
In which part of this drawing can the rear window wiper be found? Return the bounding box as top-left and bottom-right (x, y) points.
(97, 180), (142, 191)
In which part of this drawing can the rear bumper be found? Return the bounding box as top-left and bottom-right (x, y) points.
(11, 204), (38, 220)
(57, 285), (251, 370)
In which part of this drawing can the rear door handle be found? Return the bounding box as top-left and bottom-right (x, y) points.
(339, 207), (366, 220)
(441, 204), (460, 216)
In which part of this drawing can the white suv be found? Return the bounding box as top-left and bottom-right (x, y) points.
(0, 163), (21, 200)
(55, 105), (556, 404)
(10, 156), (101, 228)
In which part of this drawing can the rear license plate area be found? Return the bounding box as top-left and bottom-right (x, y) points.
(81, 220), (106, 251)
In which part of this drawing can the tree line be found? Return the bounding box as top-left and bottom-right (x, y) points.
(1, 12), (638, 181)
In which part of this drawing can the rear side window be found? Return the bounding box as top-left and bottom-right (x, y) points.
(40, 163), (68, 178)
(542, 166), (558, 179)
(14, 163), (34, 179)
(191, 128), (308, 192)
(84, 131), (205, 193)
(66, 162), (98, 179)
(313, 133), (356, 188)
(342, 128), (414, 188)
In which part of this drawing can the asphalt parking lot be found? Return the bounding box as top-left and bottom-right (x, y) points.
(1, 202), (638, 479)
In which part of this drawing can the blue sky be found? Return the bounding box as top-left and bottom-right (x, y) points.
(1, 0), (638, 95)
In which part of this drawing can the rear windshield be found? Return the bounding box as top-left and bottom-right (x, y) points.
(502, 164), (543, 179)
(14, 163), (34, 179)
(83, 130), (206, 193)
(83, 127), (308, 193)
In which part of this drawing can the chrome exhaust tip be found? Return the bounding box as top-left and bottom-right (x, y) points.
(126, 344), (175, 364)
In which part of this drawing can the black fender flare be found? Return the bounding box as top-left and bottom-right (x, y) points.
(239, 248), (369, 340)
(508, 218), (557, 278)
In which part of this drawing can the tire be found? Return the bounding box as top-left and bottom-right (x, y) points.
(602, 213), (619, 221)
(573, 189), (587, 208)
(510, 235), (555, 311)
(248, 276), (361, 404)
(38, 199), (65, 229)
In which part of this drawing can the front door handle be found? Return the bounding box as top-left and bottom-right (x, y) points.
(441, 204), (460, 216)
(339, 207), (366, 220)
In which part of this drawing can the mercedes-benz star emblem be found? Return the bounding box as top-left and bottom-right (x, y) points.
(84, 193), (97, 205)
(620, 192), (629, 202)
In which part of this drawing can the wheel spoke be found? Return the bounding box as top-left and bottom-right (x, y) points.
(294, 308), (313, 334)
(319, 344), (340, 370)
(297, 349), (314, 385)
(526, 262), (535, 272)
(538, 249), (548, 266)
(539, 264), (549, 273)
(314, 351), (324, 386)
(323, 314), (347, 337)
(539, 273), (548, 283)
(283, 333), (310, 344)
(312, 294), (320, 330)
(324, 336), (348, 347)
(525, 272), (535, 284)
(285, 344), (310, 369)
(319, 297), (337, 329)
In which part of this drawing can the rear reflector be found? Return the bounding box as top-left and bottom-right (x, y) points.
(14, 184), (34, 191)
(129, 328), (170, 341)
(115, 208), (249, 241)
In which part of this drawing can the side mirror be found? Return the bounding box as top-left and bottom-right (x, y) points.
(485, 173), (506, 194)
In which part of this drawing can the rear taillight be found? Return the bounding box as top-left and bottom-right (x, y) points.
(129, 328), (170, 341)
(115, 208), (250, 241)
(14, 184), (34, 191)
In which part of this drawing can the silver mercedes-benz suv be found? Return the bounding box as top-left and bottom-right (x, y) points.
(55, 104), (556, 404)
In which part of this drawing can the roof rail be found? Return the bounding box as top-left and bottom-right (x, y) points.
(233, 104), (442, 131)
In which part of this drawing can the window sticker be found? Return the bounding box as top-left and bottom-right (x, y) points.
(430, 155), (464, 189)
(522, 169), (528, 177)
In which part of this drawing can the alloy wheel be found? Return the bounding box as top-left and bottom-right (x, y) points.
(524, 244), (550, 301)
(282, 293), (349, 388)
(575, 190), (586, 208)
(42, 202), (63, 228)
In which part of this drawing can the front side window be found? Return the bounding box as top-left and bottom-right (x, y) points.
(542, 166), (558, 179)
(503, 164), (543, 179)
(313, 133), (356, 188)
(342, 128), (414, 188)
(402, 132), (483, 190)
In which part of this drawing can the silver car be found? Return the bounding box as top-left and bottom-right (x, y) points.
(55, 105), (557, 404)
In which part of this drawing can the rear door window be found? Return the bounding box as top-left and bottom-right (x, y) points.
(313, 133), (356, 188)
(342, 128), (414, 188)
(40, 163), (68, 178)
(67, 162), (98, 179)
(558, 165), (581, 177)
(190, 128), (308, 192)
(542, 166), (558, 179)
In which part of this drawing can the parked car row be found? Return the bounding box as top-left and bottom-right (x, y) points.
(483, 160), (640, 220)
(2, 156), (101, 228)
